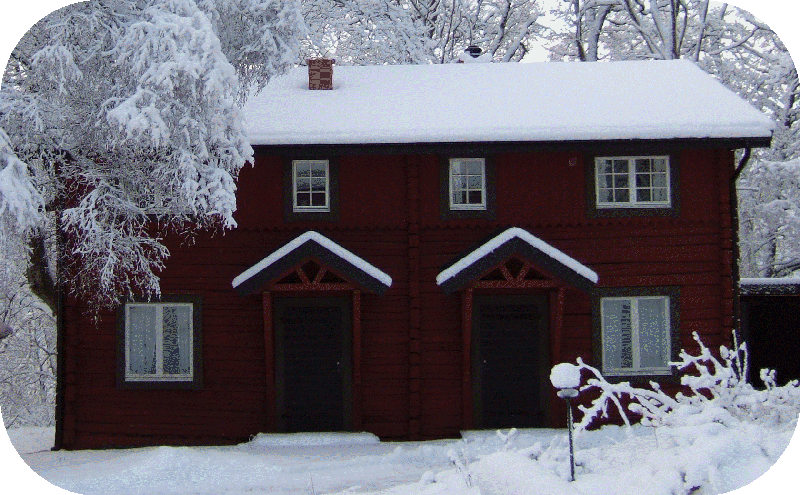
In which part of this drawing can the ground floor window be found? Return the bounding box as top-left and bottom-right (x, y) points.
(596, 290), (677, 377)
(117, 295), (202, 389)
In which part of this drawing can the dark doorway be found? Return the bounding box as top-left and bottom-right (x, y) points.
(472, 295), (550, 429)
(274, 297), (352, 432)
(742, 296), (800, 385)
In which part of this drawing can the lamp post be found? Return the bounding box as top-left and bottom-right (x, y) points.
(550, 363), (581, 482)
(557, 387), (578, 482)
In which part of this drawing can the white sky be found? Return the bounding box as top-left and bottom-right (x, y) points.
(1, 2), (799, 495)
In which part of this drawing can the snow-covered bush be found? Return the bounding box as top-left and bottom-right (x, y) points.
(567, 332), (800, 433)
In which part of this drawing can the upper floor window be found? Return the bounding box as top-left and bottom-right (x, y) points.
(293, 160), (330, 212)
(601, 295), (671, 376)
(595, 156), (670, 208)
(449, 158), (486, 210)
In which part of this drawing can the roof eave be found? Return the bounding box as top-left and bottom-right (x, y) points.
(252, 135), (773, 158)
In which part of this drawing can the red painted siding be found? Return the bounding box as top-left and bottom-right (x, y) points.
(61, 147), (737, 448)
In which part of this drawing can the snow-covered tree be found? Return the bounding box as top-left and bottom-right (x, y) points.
(739, 159), (800, 278)
(301, 0), (546, 64)
(0, 0), (304, 308)
(0, 220), (56, 428)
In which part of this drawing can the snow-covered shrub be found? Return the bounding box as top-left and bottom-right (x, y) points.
(567, 332), (800, 433)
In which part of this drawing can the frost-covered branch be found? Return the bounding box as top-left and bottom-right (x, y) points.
(563, 332), (800, 436)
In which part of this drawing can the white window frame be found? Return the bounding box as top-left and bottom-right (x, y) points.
(449, 158), (487, 210)
(124, 302), (194, 382)
(595, 156), (671, 208)
(292, 160), (330, 212)
(600, 296), (671, 376)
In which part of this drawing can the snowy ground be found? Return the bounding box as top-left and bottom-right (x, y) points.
(1, 424), (797, 495)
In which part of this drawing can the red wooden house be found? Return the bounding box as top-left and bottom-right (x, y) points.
(55, 58), (774, 449)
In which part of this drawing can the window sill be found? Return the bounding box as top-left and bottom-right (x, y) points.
(117, 378), (202, 390)
(596, 203), (671, 209)
(450, 205), (487, 211)
(293, 208), (331, 213)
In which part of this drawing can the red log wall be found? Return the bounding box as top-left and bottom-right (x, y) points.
(60, 148), (736, 447)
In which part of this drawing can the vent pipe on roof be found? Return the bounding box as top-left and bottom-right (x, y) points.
(308, 58), (334, 90)
(456, 46), (491, 63)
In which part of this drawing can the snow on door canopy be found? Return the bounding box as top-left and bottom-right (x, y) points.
(436, 227), (598, 287)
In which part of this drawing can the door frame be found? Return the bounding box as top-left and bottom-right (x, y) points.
(471, 294), (551, 429)
(265, 292), (361, 432)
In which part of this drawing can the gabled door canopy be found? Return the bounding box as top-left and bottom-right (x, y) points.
(232, 231), (392, 296)
(437, 227), (598, 293)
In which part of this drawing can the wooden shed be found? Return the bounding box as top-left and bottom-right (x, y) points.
(739, 279), (800, 385)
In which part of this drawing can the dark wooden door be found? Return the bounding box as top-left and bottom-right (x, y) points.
(473, 295), (550, 429)
(275, 297), (351, 432)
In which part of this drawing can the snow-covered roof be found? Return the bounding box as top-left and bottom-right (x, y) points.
(437, 227), (598, 293)
(232, 231), (392, 295)
(740, 277), (800, 286)
(243, 60), (774, 146)
(740, 277), (800, 296)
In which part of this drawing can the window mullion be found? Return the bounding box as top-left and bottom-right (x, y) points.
(324, 161), (330, 208)
(628, 158), (636, 207)
(155, 305), (164, 377)
(631, 299), (641, 371)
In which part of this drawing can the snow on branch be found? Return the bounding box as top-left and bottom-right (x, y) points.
(565, 332), (800, 434)
(0, 128), (44, 235)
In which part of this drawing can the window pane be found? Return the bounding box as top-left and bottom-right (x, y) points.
(128, 306), (157, 375)
(636, 174), (651, 187)
(635, 158), (651, 173)
(614, 176), (628, 189)
(637, 189), (652, 202)
(310, 162), (326, 177)
(613, 159), (628, 173)
(466, 160), (483, 175)
(468, 175), (482, 189)
(296, 164), (310, 178)
(311, 192), (327, 207)
(311, 177), (326, 192)
(615, 189), (629, 203)
(598, 189), (613, 203)
(296, 177), (310, 192)
(603, 299), (633, 370)
(653, 174), (667, 188)
(468, 190), (483, 204)
(452, 191), (466, 205)
(296, 192), (311, 207)
(598, 160), (613, 175)
(639, 299), (669, 369)
(451, 161), (465, 175)
(652, 188), (668, 202)
(652, 158), (667, 173)
(163, 306), (191, 375)
(452, 176), (463, 192)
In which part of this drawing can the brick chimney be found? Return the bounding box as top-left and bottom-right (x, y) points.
(308, 58), (334, 90)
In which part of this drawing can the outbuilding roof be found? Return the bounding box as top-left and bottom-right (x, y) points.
(243, 59), (774, 146)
